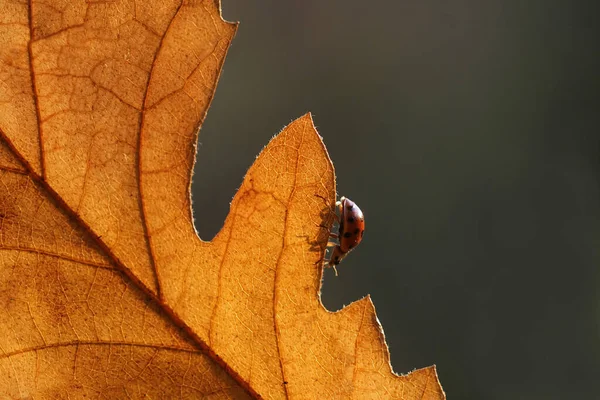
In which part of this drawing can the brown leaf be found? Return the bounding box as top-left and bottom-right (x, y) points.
(0, 0), (445, 398)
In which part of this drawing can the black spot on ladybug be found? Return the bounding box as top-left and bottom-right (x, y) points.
(360, 217), (364, 222)
(344, 232), (352, 238)
(354, 228), (360, 234)
(347, 204), (354, 210)
(284, 381), (288, 385)
(348, 243), (355, 249)
(347, 216), (355, 223)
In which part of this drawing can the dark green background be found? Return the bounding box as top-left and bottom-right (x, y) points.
(192, 1), (600, 398)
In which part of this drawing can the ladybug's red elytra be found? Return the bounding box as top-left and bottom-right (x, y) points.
(325, 196), (365, 276)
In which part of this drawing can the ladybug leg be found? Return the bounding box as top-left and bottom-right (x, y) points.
(318, 221), (339, 230)
(324, 246), (345, 277)
(335, 196), (347, 214)
(323, 258), (339, 276)
(314, 193), (330, 204)
(327, 233), (340, 247)
(327, 232), (340, 247)
(314, 193), (341, 223)
(321, 213), (340, 224)
(315, 194), (336, 213)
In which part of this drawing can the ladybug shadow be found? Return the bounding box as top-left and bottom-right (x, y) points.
(305, 194), (339, 264)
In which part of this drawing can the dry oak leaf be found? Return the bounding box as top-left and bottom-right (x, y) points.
(0, 0), (445, 398)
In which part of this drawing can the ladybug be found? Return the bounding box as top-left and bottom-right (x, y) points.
(325, 196), (365, 275)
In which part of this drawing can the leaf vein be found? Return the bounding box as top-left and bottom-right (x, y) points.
(136, 0), (185, 299)
(26, 0), (45, 177)
(0, 341), (199, 360)
(272, 119), (309, 399)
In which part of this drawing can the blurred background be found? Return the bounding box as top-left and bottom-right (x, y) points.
(191, 1), (600, 398)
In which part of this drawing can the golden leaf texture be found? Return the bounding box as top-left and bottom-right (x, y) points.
(0, 0), (445, 398)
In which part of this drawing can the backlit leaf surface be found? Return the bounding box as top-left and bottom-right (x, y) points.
(0, 0), (445, 398)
